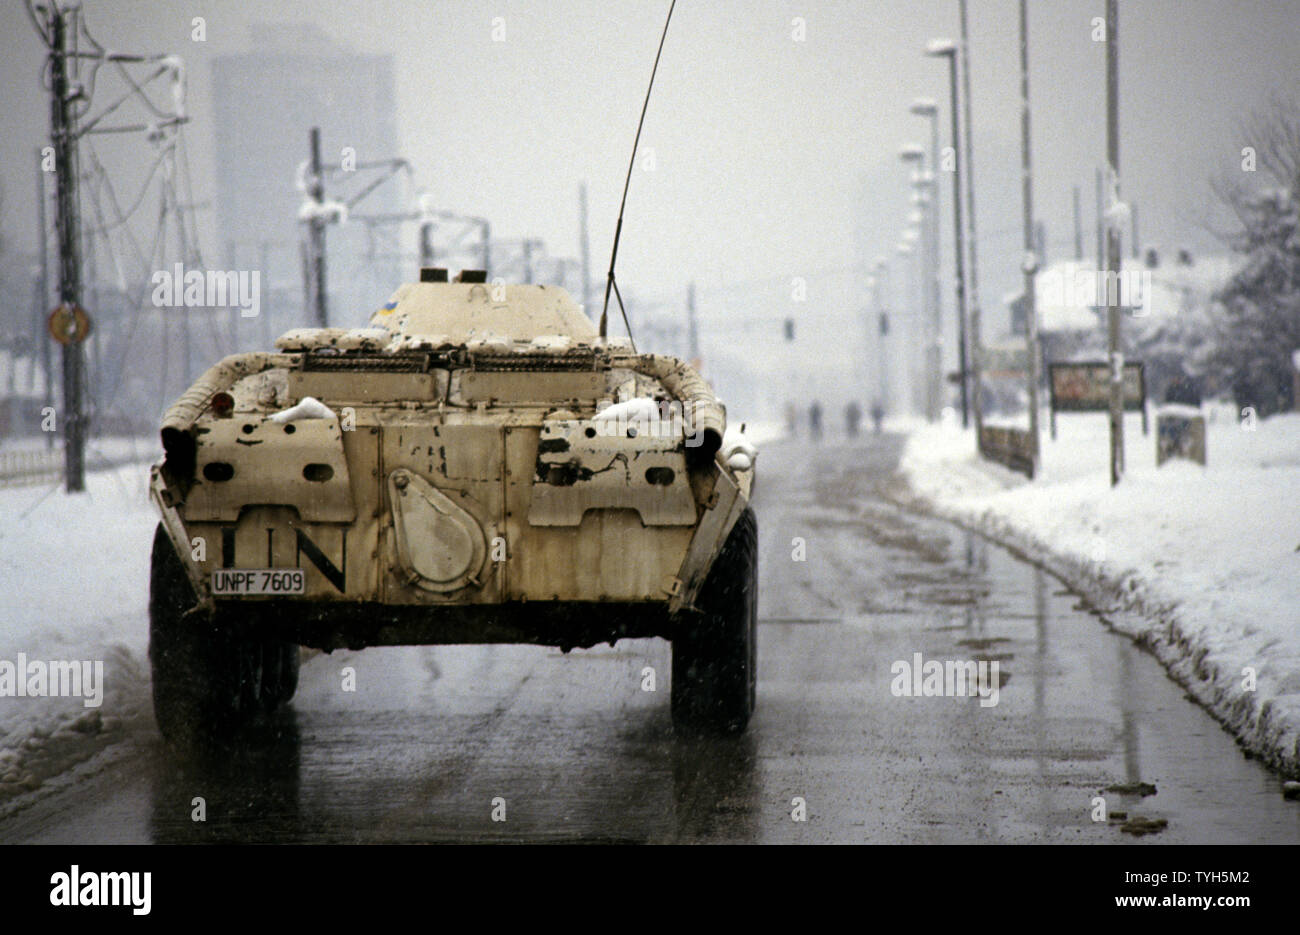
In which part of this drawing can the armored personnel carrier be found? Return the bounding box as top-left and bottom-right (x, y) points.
(148, 268), (757, 749)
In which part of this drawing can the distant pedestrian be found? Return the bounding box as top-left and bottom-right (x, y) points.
(870, 400), (884, 435)
(845, 401), (862, 438)
(809, 401), (822, 441)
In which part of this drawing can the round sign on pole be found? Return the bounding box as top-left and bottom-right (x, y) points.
(47, 304), (91, 345)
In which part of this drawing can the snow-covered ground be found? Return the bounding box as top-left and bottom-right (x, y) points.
(899, 404), (1300, 776)
(0, 458), (158, 799)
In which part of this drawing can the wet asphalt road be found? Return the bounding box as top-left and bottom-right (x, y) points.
(5, 433), (1300, 843)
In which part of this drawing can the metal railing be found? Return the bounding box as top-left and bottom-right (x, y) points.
(0, 445), (155, 489)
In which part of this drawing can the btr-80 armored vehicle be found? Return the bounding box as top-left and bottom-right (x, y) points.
(149, 268), (757, 748)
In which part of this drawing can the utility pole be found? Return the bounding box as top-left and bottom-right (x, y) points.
(35, 149), (54, 449)
(29, 266), (41, 401)
(48, 7), (87, 492)
(307, 127), (328, 327)
(1095, 167), (1105, 269)
(1018, 0), (1041, 470)
(876, 259), (890, 414)
(1073, 184), (1083, 260)
(958, 0), (984, 441)
(1130, 201), (1140, 259)
(419, 221), (434, 267)
(686, 281), (700, 363)
(1105, 0), (1124, 486)
(579, 182), (593, 316)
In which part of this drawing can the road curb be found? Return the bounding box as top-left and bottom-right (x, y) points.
(886, 475), (1300, 783)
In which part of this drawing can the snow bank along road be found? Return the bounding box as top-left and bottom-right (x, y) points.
(1, 436), (1298, 842)
(900, 408), (1300, 779)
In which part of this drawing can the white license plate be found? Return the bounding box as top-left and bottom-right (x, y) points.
(211, 568), (306, 596)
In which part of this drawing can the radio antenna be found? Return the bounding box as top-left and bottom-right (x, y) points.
(598, 0), (678, 351)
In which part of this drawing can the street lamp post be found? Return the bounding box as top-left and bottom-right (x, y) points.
(874, 257), (890, 415)
(866, 272), (876, 389)
(897, 231), (921, 417)
(1105, 0), (1125, 486)
(910, 99), (944, 424)
(912, 173), (941, 421)
(900, 145), (933, 420)
(925, 39), (970, 429)
(957, 1), (985, 444)
(1017, 0), (1042, 472)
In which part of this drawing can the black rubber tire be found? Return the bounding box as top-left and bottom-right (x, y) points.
(257, 640), (280, 711)
(148, 524), (249, 750)
(671, 507), (758, 734)
(259, 640), (300, 711)
(238, 639), (263, 715)
(278, 642), (300, 703)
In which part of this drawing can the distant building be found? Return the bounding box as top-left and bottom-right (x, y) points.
(211, 25), (401, 335)
(1002, 253), (1238, 339)
(1004, 252), (1241, 402)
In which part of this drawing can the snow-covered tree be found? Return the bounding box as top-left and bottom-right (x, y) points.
(1202, 94), (1300, 415)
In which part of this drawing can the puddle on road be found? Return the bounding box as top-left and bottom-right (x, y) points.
(752, 438), (1300, 843)
(957, 637), (1012, 650)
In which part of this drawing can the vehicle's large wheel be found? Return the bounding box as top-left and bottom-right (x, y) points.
(278, 642), (300, 702)
(259, 639), (300, 711)
(238, 638), (263, 715)
(149, 524), (252, 749)
(672, 507), (758, 734)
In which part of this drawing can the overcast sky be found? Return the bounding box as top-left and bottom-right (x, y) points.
(3, 0), (1297, 374)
